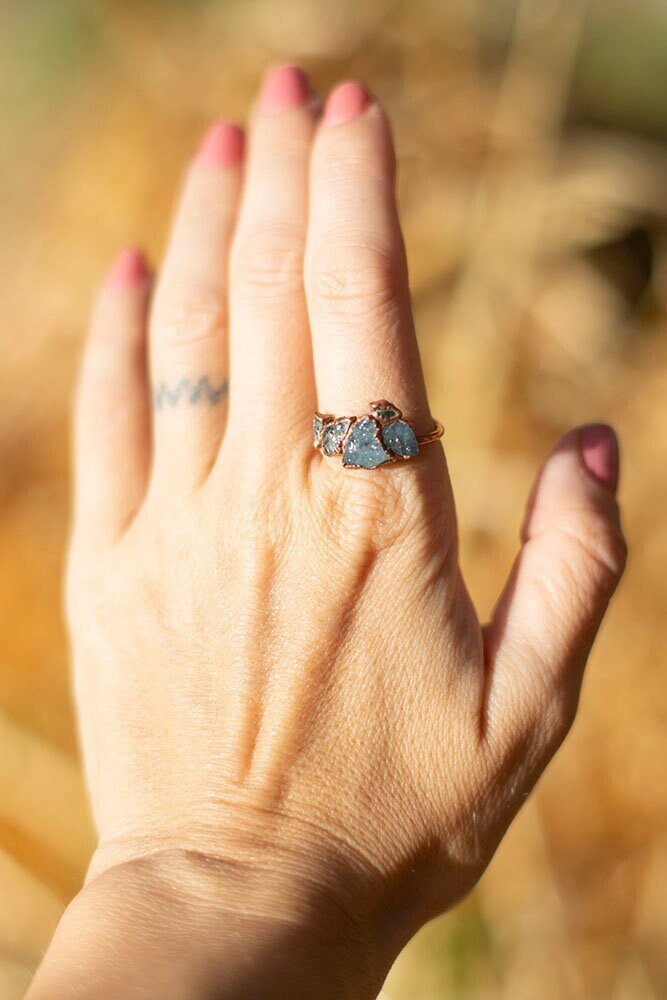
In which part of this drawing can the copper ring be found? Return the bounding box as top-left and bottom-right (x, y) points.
(313, 399), (444, 470)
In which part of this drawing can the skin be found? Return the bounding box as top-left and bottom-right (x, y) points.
(27, 68), (626, 999)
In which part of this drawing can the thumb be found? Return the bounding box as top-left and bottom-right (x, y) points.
(483, 424), (627, 757)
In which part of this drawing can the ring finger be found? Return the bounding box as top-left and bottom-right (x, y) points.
(223, 65), (318, 466)
(149, 121), (244, 491)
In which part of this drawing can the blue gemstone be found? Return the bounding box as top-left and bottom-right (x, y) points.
(322, 418), (352, 456)
(342, 417), (392, 468)
(313, 414), (324, 447)
(382, 420), (419, 458)
(370, 400), (402, 423)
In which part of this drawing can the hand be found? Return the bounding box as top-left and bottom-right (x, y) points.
(30, 67), (626, 999)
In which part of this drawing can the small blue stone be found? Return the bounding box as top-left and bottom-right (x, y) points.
(342, 417), (392, 468)
(322, 418), (352, 456)
(313, 415), (324, 447)
(382, 420), (419, 458)
(370, 400), (402, 423)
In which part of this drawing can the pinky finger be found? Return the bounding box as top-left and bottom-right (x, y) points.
(72, 247), (151, 548)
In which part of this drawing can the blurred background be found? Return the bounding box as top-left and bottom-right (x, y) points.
(0, 0), (665, 996)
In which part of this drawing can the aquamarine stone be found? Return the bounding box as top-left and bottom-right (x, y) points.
(313, 414), (324, 447)
(370, 400), (402, 423)
(342, 417), (391, 468)
(322, 418), (352, 456)
(382, 420), (419, 458)
(314, 413), (335, 448)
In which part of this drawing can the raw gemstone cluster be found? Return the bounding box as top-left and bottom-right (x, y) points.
(313, 400), (420, 469)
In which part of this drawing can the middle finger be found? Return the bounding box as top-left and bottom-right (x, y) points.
(224, 66), (318, 462)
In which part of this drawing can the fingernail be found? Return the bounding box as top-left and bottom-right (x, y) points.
(196, 121), (245, 166)
(260, 65), (310, 112)
(323, 81), (371, 125)
(579, 424), (620, 494)
(108, 247), (150, 289)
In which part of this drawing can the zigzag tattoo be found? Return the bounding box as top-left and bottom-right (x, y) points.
(152, 377), (228, 410)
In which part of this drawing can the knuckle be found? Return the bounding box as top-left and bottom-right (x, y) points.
(88, 291), (146, 357)
(556, 511), (627, 598)
(232, 226), (304, 299)
(531, 663), (579, 747)
(528, 679), (580, 779)
(487, 686), (576, 818)
(316, 461), (444, 558)
(77, 380), (128, 430)
(76, 357), (136, 427)
(313, 145), (395, 190)
(309, 239), (404, 317)
(597, 525), (628, 584)
(182, 172), (237, 222)
(90, 297), (139, 342)
(253, 135), (310, 172)
(152, 283), (226, 349)
(547, 683), (580, 744)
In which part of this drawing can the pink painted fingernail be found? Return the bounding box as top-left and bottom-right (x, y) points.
(323, 81), (371, 125)
(580, 424), (620, 494)
(260, 65), (310, 111)
(196, 121), (245, 166)
(108, 247), (150, 288)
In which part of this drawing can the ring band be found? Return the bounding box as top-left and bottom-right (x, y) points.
(313, 399), (444, 469)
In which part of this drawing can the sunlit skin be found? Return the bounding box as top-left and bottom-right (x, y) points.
(27, 67), (626, 999)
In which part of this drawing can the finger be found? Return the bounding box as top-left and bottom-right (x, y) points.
(150, 122), (244, 489)
(305, 82), (431, 437)
(73, 248), (151, 546)
(225, 66), (318, 459)
(483, 425), (627, 758)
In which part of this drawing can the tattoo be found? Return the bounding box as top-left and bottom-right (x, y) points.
(152, 377), (228, 410)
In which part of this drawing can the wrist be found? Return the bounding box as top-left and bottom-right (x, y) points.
(28, 844), (389, 1000)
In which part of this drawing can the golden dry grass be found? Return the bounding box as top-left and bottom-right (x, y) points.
(0, 1), (666, 997)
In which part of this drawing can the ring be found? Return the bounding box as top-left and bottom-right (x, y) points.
(313, 400), (444, 469)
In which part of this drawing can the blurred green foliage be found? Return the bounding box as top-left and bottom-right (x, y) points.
(572, 9), (667, 135)
(0, 2), (100, 105)
(4, 0), (667, 139)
